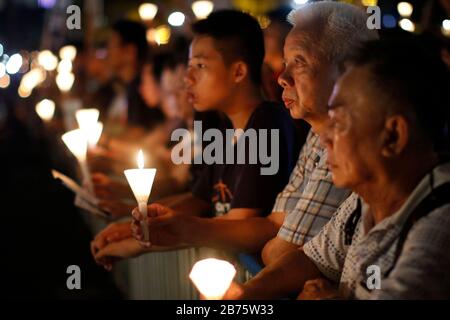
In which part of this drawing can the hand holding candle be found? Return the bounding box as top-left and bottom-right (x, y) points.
(124, 150), (156, 243)
(189, 258), (237, 300)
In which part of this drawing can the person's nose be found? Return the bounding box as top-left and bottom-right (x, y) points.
(184, 68), (195, 88)
(278, 66), (294, 88)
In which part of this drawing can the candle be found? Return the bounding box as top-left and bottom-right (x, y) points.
(189, 258), (237, 300)
(88, 121), (103, 147)
(56, 72), (75, 92)
(37, 50), (58, 71)
(76, 109), (102, 148)
(59, 45), (77, 61)
(124, 150), (156, 243)
(35, 99), (55, 122)
(61, 128), (93, 192)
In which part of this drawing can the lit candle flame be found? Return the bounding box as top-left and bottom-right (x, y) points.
(137, 149), (144, 169)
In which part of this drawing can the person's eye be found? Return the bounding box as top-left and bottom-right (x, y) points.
(328, 111), (341, 130)
(334, 115), (350, 133)
(197, 63), (206, 69)
(294, 57), (305, 67)
(333, 120), (341, 130)
(328, 118), (337, 130)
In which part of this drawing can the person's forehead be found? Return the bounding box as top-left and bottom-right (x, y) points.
(143, 63), (153, 72)
(284, 27), (316, 57)
(330, 68), (356, 104)
(340, 66), (369, 94)
(189, 36), (222, 60)
(332, 65), (376, 116)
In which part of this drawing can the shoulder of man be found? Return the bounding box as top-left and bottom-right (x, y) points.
(369, 203), (450, 300)
(406, 203), (450, 247)
(403, 173), (450, 248)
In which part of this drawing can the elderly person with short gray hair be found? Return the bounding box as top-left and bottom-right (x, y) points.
(222, 1), (381, 299)
(262, 1), (377, 265)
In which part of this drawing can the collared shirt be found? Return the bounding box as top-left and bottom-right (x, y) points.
(274, 130), (351, 245)
(303, 162), (450, 299)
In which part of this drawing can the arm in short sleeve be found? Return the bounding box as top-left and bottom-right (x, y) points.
(302, 194), (359, 283)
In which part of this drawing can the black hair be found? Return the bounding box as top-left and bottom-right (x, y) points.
(144, 35), (190, 81)
(111, 20), (148, 62)
(267, 5), (293, 31)
(191, 9), (265, 85)
(171, 35), (190, 66)
(149, 53), (173, 81)
(345, 33), (450, 155)
(144, 52), (185, 82)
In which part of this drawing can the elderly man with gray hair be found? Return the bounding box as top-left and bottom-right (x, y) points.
(220, 2), (379, 299)
(261, 1), (378, 266)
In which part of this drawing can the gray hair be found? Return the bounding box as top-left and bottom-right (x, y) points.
(288, 1), (378, 62)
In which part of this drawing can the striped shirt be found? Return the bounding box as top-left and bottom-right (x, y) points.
(303, 162), (450, 299)
(274, 130), (351, 245)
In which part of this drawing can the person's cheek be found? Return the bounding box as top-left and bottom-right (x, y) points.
(297, 72), (310, 94)
(343, 146), (355, 181)
(196, 71), (205, 91)
(324, 130), (335, 158)
(344, 137), (364, 185)
(334, 135), (351, 177)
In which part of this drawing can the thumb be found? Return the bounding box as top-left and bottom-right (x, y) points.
(222, 281), (244, 300)
(147, 203), (171, 218)
(95, 244), (121, 261)
(106, 231), (128, 243)
(147, 213), (173, 227)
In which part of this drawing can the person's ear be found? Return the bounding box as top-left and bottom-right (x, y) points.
(231, 61), (248, 83)
(381, 115), (409, 158)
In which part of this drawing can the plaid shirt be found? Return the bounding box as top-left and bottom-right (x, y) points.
(274, 130), (351, 245)
(303, 163), (450, 299)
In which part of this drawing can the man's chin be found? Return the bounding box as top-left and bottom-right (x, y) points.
(193, 103), (211, 112)
(331, 174), (349, 189)
(289, 109), (303, 120)
(289, 108), (304, 120)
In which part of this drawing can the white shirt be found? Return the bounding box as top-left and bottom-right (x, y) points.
(303, 162), (450, 299)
